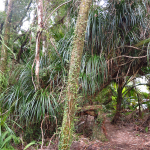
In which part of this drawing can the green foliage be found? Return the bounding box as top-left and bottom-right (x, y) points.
(23, 123), (41, 143)
(23, 141), (42, 150)
(0, 109), (20, 149)
(0, 72), (8, 91)
(145, 126), (148, 133)
(0, 11), (6, 24)
(0, 57), (58, 124)
(112, 96), (117, 110)
(0, 0), (150, 148)
(0, 33), (72, 126)
(80, 54), (107, 95)
(0, 131), (20, 149)
(86, 0), (148, 54)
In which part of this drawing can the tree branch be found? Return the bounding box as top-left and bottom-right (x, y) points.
(44, 0), (72, 27)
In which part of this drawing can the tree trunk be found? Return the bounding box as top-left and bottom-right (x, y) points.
(17, 31), (30, 62)
(59, 0), (92, 149)
(0, 0), (13, 90)
(148, 77), (150, 110)
(132, 78), (142, 117)
(112, 79), (124, 124)
(42, 35), (47, 55)
(137, 93), (142, 117)
(35, 0), (43, 90)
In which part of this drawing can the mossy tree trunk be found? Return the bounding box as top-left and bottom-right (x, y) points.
(0, 0), (13, 91)
(59, 0), (92, 149)
(112, 78), (124, 124)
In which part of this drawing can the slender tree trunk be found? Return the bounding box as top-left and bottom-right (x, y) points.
(148, 77), (150, 110)
(17, 31), (31, 62)
(132, 78), (142, 117)
(35, 0), (43, 90)
(133, 78), (142, 117)
(59, 0), (92, 149)
(112, 78), (124, 124)
(0, 0), (13, 90)
(42, 35), (47, 55)
(137, 93), (142, 117)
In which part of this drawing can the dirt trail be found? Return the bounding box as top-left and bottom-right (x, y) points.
(105, 120), (150, 150)
(16, 116), (150, 150)
(71, 118), (150, 150)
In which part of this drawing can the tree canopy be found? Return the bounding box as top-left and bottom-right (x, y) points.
(0, 0), (150, 149)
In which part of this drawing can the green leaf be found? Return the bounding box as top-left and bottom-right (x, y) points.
(1, 135), (17, 149)
(145, 127), (148, 133)
(23, 141), (36, 150)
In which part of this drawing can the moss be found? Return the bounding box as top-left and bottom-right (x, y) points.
(59, 0), (92, 149)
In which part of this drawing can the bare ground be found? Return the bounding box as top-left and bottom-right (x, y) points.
(18, 115), (150, 150)
(70, 117), (150, 150)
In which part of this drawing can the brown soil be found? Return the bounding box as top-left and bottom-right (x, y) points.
(70, 117), (150, 150)
(19, 115), (150, 150)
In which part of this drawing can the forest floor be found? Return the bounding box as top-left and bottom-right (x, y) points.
(17, 114), (150, 150)
(70, 116), (150, 150)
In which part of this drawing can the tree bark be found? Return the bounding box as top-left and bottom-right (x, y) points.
(0, 0), (13, 72)
(42, 35), (46, 55)
(112, 78), (124, 124)
(133, 78), (142, 118)
(59, 0), (92, 149)
(17, 31), (30, 62)
(0, 0), (13, 90)
(35, 0), (43, 90)
(137, 93), (142, 117)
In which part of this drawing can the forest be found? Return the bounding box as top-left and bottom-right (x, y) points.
(0, 0), (150, 149)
